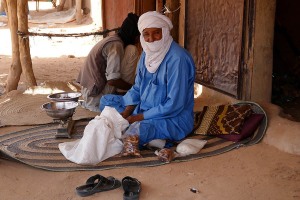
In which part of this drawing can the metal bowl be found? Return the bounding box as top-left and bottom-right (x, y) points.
(41, 101), (78, 119)
(47, 92), (82, 102)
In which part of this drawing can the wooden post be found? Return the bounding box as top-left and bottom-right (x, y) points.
(178, 0), (185, 47)
(134, 0), (141, 16)
(101, 0), (106, 34)
(75, 0), (82, 24)
(90, 0), (102, 29)
(5, 0), (22, 92)
(156, 0), (163, 12)
(0, 0), (8, 13)
(17, 0), (37, 87)
(56, 0), (66, 11)
(165, 0), (180, 43)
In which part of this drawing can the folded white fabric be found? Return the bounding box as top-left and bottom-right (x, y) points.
(59, 106), (129, 165)
(148, 139), (166, 149)
(176, 139), (207, 156)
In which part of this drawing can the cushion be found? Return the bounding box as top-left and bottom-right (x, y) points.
(195, 104), (253, 135)
(217, 113), (264, 142)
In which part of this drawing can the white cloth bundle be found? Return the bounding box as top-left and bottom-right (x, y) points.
(176, 139), (207, 156)
(59, 106), (129, 165)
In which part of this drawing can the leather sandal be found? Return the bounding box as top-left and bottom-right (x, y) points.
(122, 176), (141, 200)
(76, 174), (121, 197)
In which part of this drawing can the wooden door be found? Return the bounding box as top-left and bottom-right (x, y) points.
(185, 0), (255, 99)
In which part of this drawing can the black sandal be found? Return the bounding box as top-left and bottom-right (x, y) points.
(122, 176), (141, 200)
(76, 174), (121, 197)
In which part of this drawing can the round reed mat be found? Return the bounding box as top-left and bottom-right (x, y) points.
(0, 90), (97, 126)
(0, 120), (166, 171)
(0, 120), (242, 172)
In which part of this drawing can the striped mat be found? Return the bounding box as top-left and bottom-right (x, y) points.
(0, 119), (258, 172)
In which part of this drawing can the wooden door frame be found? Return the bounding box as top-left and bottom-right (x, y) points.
(239, 0), (256, 100)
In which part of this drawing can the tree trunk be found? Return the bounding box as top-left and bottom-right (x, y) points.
(17, 0), (37, 87)
(75, 0), (82, 24)
(0, 0), (8, 13)
(5, 0), (22, 92)
(56, 0), (66, 11)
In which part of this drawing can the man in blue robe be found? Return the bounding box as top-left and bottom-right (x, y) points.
(100, 11), (195, 148)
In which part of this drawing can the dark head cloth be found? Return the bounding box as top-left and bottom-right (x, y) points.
(118, 13), (140, 46)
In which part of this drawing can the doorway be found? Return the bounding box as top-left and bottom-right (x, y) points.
(272, 0), (300, 121)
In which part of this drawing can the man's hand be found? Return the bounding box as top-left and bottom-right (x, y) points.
(126, 114), (144, 124)
(121, 105), (136, 119)
(121, 111), (131, 119)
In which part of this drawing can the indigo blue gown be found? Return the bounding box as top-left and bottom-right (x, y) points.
(100, 41), (195, 147)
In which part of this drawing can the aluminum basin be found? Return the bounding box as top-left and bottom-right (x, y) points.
(41, 101), (78, 119)
(47, 92), (82, 102)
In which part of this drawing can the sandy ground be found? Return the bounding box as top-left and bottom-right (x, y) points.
(0, 3), (300, 200)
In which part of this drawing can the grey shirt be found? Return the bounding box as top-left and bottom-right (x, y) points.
(76, 35), (124, 96)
